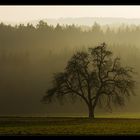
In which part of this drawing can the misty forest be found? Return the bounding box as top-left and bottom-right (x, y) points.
(0, 20), (140, 118)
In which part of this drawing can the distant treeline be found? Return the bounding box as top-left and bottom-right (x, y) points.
(0, 20), (140, 62)
(0, 20), (140, 51)
(0, 20), (140, 115)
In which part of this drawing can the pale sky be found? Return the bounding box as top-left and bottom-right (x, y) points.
(1, 6), (140, 23)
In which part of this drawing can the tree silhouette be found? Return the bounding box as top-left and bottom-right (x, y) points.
(42, 43), (136, 119)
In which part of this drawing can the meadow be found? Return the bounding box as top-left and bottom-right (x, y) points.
(0, 117), (140, 135)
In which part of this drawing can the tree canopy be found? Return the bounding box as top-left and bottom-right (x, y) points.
(42, 43), (136, 118)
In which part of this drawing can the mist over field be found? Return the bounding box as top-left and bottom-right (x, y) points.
(1, 17), (140, 117)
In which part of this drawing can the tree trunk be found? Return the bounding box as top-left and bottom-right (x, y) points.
(88, 105), (95, 119)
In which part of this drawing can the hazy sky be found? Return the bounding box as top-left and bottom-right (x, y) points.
(1, 6), (140, 23)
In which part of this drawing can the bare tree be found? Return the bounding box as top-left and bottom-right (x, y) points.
(42, 43), (135, 119)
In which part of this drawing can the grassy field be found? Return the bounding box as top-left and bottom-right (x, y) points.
(0, 117), (140, 135)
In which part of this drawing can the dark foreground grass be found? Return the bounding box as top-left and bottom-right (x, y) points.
(0, 117), (140, 135)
